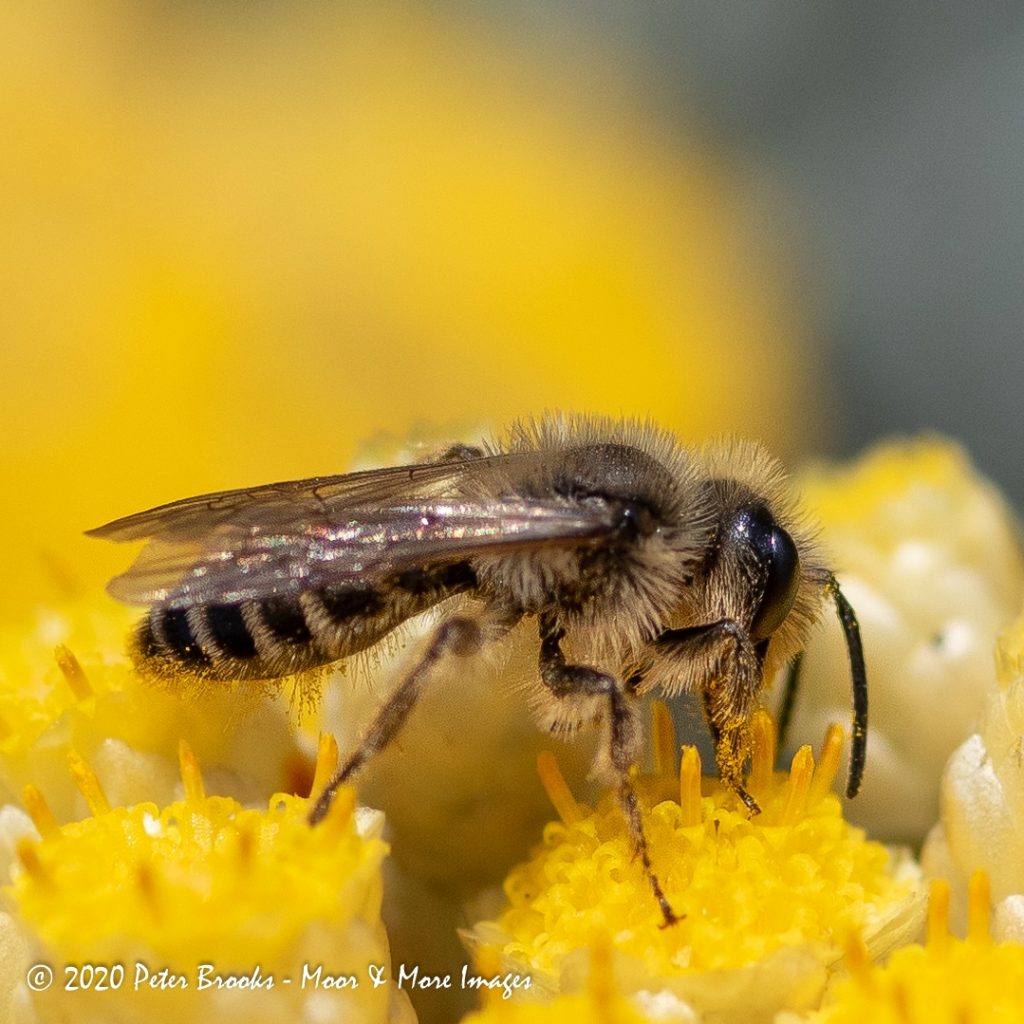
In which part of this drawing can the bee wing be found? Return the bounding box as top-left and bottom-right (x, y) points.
(86, 457), (497, 544)
(89, 454), (620, 609)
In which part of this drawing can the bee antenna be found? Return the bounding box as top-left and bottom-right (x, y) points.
(827, 575), (868, 798)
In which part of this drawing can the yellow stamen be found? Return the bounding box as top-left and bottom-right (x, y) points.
(0, 712), (12, 741)
(54, 644), (92, 700)
(177, 739), (206, 803)
(322, 785), (356, 832)
(233, 819), (257, 870)
(15, 838), (51, 888)
(926, 877), (951, 951)
(537, 751), (582, 826)
(779, 745), (814, 826)
(309, 732), (340, 799)
(749, 710), (775, 798)
(808, 723), (844, 806)
(844, 932), (877, 993)
(68, 752), (110, 816)
(650, 700), (676, 777)
(679, 745), (703, 827)
(967, 869), (991, 944)
(22, 785), (59, 840)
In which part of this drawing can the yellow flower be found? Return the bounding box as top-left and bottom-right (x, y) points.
(922, 604), (1024, 937)
(7, 737), (414, 1023)
(460, 945), (689, 1023)
(787, 438), (1024, 843)
(0, 597), (306, 822)
(799, 873), (1024, 1024)
(467, 707), (923, 1023)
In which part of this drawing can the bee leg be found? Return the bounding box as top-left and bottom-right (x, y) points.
(537, 611), (680, 927)
(308, 609), (517, 825)
(652, 622), (762, 815)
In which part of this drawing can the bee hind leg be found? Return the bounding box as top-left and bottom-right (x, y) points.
(308, 606), (519, 825)
(537, 611), (680, 928)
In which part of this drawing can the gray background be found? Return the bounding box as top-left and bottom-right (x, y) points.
(470, 2), (1024, 505)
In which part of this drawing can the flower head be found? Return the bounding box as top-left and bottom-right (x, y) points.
(7, 736), (414, 1023)
(800, 873), (1024, 1024)
(468, 707), (923, 1022)
(787, 438), (1024, 842)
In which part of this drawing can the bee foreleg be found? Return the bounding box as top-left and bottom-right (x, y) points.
(308, 606), (518, 825)
(537, 611), (679, 927)
(652, 621), (762, 814)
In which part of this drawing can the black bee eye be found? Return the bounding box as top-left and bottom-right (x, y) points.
(730, 505), (801, 641)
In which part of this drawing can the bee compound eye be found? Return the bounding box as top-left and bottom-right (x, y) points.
(750, 523), (801, 642)
(728, 504), (801, 642)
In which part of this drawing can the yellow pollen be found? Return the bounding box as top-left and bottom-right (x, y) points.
(0, 711), (12, 741)
(54, 644), (92, 700)
(177, 739), (206, 803)
(678, 745), (703, 827)
(22, 785), (59, 840)
(779, 745), (814, 825)
(16, 838), (51, 888)
(310, 731), (340, 799)
(967, 870), (991, 944)
(68, 751), (110, 816)
(808, 723), (845, 806)
(749, 709), (776, 799)
(650, 700), (677, 777)
(537, 751), (583, 826)
(926, 878), (951, 951)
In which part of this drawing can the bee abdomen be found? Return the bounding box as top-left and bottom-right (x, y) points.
(135, 561), (477, 680)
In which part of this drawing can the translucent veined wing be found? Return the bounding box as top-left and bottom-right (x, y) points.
(88, 452), (622, 609)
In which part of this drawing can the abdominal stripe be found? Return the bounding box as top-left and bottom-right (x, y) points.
(141, 563), (477, 676)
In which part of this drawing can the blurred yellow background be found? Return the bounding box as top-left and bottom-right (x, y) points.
(1, 2), (815, 625)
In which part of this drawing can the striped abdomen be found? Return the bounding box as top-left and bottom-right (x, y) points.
(133, 563), (477, 680)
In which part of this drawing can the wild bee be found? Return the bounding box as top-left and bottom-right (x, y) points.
(90, 414), (866, 925)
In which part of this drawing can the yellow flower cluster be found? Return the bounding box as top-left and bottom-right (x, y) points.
(7, 737), (414, 1023)
(788, 438), (1024, 843)
(803, 874), (1024, 1024)
(469, 708), (924, 1022)
(0, 597), (303, 821)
